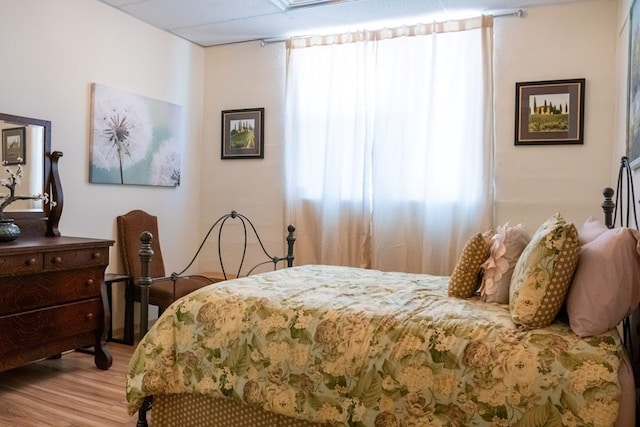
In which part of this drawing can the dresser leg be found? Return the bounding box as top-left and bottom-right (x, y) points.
(94, 343), (113, 370)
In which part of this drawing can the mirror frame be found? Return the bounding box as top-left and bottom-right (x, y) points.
(0, 113), (63, 237)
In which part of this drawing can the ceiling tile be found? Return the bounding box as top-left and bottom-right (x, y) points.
(97, 0), (598, 46)
(117, 0), (282, 30)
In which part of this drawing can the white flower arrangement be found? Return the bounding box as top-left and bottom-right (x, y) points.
(0, 158), (55, 219)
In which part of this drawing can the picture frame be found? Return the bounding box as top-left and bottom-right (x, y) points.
(514, 78), (585, 146)
(221, 108), (264, 159)
(2, 127), (26, 165)
(628, 0), (640, 166)
(89, 83), (183, 187)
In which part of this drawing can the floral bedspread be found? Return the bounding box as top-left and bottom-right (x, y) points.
(126, 265), (623, 426)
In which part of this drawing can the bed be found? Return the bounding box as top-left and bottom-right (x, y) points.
(125, 168), (640, 426)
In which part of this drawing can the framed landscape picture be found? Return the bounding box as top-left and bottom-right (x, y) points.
(221, 108), (264, 159)
(514, 78), (585, 146)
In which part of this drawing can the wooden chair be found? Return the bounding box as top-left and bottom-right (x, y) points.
(117, 210), (212, 345)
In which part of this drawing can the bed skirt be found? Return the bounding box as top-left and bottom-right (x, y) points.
(152, 394), (324, 427)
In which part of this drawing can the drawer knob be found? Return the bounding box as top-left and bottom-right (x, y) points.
(92, 252), (101, 259)
(53, 256), (62, 264)
(86, 313), (94, 320)
(86, 278), (94, 286)
(27, 258), (37, 266)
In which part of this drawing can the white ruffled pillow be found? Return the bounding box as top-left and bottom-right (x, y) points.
(479, 222), (529, 304)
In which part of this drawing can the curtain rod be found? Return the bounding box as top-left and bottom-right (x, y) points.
(260, 9), (524, 46)
(494, 9), (524, 18)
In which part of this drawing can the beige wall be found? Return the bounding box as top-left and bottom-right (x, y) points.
(0, 0), (205, 329)
(202, 0), (621, 251)
(494, 1), (619, 230)
(199, 42), (288, 270)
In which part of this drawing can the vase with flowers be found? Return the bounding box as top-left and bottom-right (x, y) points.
(0, 159), (54, 242)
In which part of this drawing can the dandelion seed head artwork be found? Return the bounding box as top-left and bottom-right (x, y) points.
(89, 83), (182, 186)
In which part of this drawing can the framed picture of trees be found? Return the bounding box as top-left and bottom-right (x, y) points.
(514, 78), (585, 145)
(221, 108), (264, 159)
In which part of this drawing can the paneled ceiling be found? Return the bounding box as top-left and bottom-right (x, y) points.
(98, 0), (595, 47)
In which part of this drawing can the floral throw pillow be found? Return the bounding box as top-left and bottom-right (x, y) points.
(448, 231), (493, 298)
(509, 213), (580, 329)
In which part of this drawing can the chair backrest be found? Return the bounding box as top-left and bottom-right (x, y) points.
(117, 209), (166, 281)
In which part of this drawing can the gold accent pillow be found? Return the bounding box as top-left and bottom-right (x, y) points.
(509, 213), (580, 329)
(448, 231), (492, 298)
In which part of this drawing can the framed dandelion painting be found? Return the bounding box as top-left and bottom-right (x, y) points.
(89, 83), (182, 186)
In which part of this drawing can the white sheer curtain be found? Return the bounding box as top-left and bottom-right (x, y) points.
(285, 17), (494, 275)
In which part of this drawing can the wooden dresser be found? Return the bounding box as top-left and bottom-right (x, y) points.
(0, 236), (114, 372)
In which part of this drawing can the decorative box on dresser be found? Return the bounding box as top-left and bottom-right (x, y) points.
(0, 236), (114, 372)
(0, 112), (113, 372)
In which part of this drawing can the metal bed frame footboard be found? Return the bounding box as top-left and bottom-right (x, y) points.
(135, 210), (295, 427)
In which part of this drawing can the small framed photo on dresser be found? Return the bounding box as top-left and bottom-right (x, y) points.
(2, 127), (26, 165)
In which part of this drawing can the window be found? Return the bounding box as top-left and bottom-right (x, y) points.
(285, 17), (494, 274)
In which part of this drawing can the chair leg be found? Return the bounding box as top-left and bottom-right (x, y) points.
(124, 281), (135, 346)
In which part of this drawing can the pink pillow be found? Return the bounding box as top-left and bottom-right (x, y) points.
(578, 216), (608, 244)
(566, 224), (640, 337)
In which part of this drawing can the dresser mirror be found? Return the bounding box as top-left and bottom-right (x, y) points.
(0, 112), (63, 237)
(0, 114), (46, 212)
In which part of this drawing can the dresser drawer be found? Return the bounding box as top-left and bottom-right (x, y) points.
(44, 247), (109, 271)
(0, 299), (102, 355)
(0, 252), (42, 276)
(0, 267), (105, 315)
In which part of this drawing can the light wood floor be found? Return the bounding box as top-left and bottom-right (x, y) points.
(0, 342), (138, 427)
